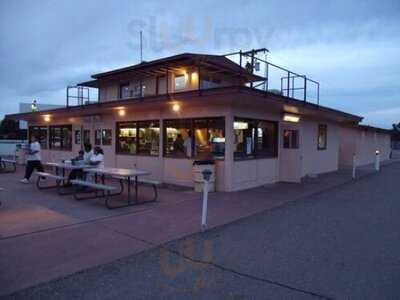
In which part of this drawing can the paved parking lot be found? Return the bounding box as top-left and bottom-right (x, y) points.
(1, 161), (399, 298)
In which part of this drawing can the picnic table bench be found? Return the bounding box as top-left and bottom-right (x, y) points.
(35, 171), (67, 192)
(0, 157), (16, 173)
(112, 175), (161, 202)
(71, 179), (119, 209)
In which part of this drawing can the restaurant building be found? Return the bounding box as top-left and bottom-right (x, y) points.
(6, 51), (392, 191)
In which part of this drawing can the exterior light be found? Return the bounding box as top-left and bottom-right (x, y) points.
(283, 113), (300, 123)
(234, 121), (248, 130)
(191, 72), (198, 84)
(375, 150), (380, 155)
(43, 115), (51, 122)
(172, 103), (180, 112)
(118, 109), (126, 116)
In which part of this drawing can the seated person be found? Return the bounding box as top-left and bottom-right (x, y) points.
(83, 143), (93, 163)
(68, 150), (85, 181)
(90, 146), (104, 168)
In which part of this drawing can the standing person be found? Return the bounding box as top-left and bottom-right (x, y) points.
(183, 130), (193, 158)
(20, 135), (44, 183)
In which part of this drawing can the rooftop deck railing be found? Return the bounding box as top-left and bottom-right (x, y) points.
(68, 49), (320, 107)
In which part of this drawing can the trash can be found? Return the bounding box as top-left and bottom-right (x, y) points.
(193, 160), (215, 192)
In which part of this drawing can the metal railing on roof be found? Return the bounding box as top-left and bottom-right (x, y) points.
(224, 48), (320, 105)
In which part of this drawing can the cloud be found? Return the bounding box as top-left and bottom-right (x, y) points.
(0, 0), (399, 128)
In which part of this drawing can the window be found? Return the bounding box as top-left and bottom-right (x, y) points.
(116, 122), (137, 154)
(318, 124), (327, 150)
(164, 119), (192, 158)
(137, 121), (160, 155)
(194, 118), (225, 159)
(164, 118), (225, 159)
(200, 75), (222, 89)
(49, 125), (72, 150)
(256, 121), (278, 156)
(74, 130), (81, 145)
(283, 129), (299, 149)
(132, 82), (144, 98)
(102, 129), (112, 146)
(120, 83), (130, 99)
(83, 130), (91, 144)
(29, 126), (48, 149)
(95, 129), (102, 145)
(234, 118), (278, 159)
(116, 121), (159, 156)
(174, 74), (186, 91)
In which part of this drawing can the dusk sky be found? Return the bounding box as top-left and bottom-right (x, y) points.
(0, 0), (399, 128)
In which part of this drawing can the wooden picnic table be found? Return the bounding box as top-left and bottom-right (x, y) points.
(83, 167), (150, 205)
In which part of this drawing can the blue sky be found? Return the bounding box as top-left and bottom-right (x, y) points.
(0, 0), (399, 128)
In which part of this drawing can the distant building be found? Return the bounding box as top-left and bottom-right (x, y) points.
(18, 102), (63, 129)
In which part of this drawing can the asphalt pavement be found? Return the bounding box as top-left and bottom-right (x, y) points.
(3, 162), (400, 300)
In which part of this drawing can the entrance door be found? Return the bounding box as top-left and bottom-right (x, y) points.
(279, 125), (302, 183)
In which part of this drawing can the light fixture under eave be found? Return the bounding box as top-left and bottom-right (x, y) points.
(118, 109), (126, 117)
(283, 113), (300, 123)
(43, 115), (51, 122)
(172, 103), (181, 112)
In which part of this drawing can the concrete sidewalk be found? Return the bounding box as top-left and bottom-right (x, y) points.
(0, 160), (397, 296)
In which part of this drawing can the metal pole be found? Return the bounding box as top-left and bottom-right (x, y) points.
(375, 150), (380, 171)
(303, 76), (307, 102)
(140, 31), (143, 63)
(201, 169), (212, 231)
(287, 71), (290, 97)
(352, 154), (356, 179)
(201, 180), (209, 231)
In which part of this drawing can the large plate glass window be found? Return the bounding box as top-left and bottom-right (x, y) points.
(49, 125), (72, 150)
(29, 126), (48, 149)
(164, 119), (192, 158)
(137, 121), (160, 155)
(116, 122), (137, 154)
(234, 117), (278, 159)
(193, 118), (225, 159)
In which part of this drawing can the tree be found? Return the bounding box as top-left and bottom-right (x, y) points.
(0, 119), (27, 139)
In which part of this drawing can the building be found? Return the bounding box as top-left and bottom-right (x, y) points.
(6, 51), (392, 191)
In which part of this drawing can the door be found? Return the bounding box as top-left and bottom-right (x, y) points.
(279, 125), (302, 182)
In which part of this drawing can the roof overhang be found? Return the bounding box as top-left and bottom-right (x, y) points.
(5, 86), (362, 124)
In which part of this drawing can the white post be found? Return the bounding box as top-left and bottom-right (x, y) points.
(352, 154), (356, 179)
(375, 150), (380, 171)
(201, 169), (212, 231)
(201, 180), (209, 231)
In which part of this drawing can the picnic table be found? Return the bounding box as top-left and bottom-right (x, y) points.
(39, 162), (95, 193)
(45, 162), (94, 179)
(83, 167), (151, 205)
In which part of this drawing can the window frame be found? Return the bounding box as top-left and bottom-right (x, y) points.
(163, 117), (226, 160)
(174, 74), (186, 91)
(317, 124), (328, 150)
(283, 129), (299, 149)
(233, 117), (278, 160)
(29, 126), (48, 149)
(49, 124), (72, 151)
(101, 129), (112, 146)
(119, 83), (130, 99)
(116, 120), (160, 156)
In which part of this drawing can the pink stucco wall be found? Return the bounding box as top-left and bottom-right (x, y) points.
(339, 126), (391, 167)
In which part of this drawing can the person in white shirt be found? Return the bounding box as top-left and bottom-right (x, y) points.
(83, 143), (94, 163)
(20, 135), (44, 183)
(90, 146), (104, 168)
